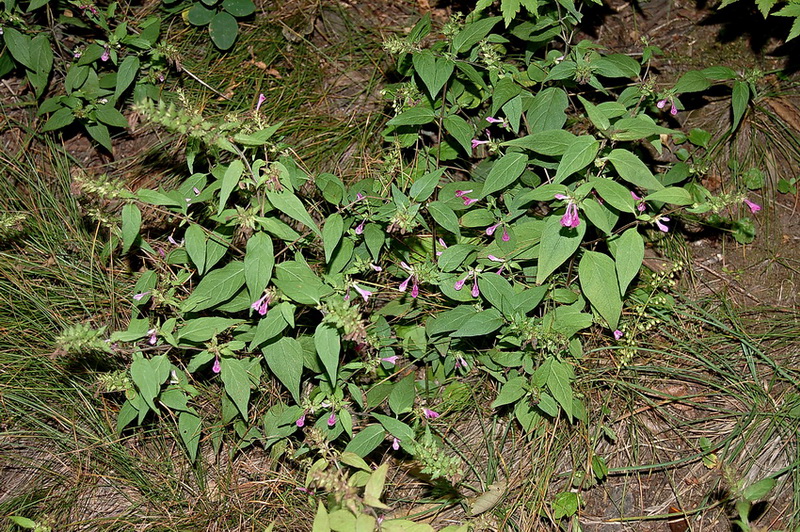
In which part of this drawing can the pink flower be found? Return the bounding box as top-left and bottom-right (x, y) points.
(212, 356), (221, 373)
(501, 227), (510, 241)
(654, 216), (670, 232)
(631, 191), (646, 212)
(251, 293), (271, 316)
(327, 412), (336, 427)
(399, 276), (410, 292)
(486, 223), (500, 236)
(381, 355), (399, 365)
(670, 105), (678, 116)
(485, 116), (504, 124)
(471, 277), (480, 298)
(133, 292), (149, 301)
(356, 192), (365, 201)
(656, 99), (667, 109)
(471, 139), (489, 149)
(411, 282), (419, 298)
(455, 189), (473, 198)
(296, 413), (306, 427)
(398, 262), (419, 298)
(455, 356), (468, 369)
(560, 203), (580, 228)
(100, 47), (110, 62)
(147, 328), (157, 345)
(454, 274), (468, 291)
(423, 408), (440, 419)
(463, 196), (479, 206)
(370, 263), (382, 272)
(355, 220), (365, 235)
(354, 284), (372, 302)
(255, 93), (266, 113)
(554, 193), (569, 200)
(613, 329), (623, 340)
(392, 437), (400, 450)
(436, 237), (448, 256)
(744, 198), (761, 214)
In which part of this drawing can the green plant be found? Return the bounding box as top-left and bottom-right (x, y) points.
(182, 0), (256, 51)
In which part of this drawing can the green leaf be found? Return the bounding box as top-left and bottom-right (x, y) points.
(742, 477), (776, 501)
(579, 251), (622, 329)
(315, 322), (340, 384)
(443, 115), (473, 154)
(181, 261), (246, 312)
(179, 412), (202, 462)
(452, 308), (504, 337)
(547, 359), (574, 422)
(481, 151), (528, 197)
(218, 160), (243, 215)
(491, 376), (528, 408)
(410, 168), (444, 202)
(525, 87), (568, 131)
(86, 123), (113, 152)
(209, 11), (239, 50)
(413, 50), (454, 99)
(3, 28), (33, 70)
(608, 117), (674, 141)
(41, 107), (75, 132)
(554, 135), (598, 183)
(130, 354), (171, 412)
(316, 172), (346, 204)
(606, 148), (664, 191)
(344, 424), (386, 457)
(95, 105), (129, 128)
(426, 305), (476, 335)
(408, 12), (431, 43)
(249, 310), (289, 349)
(428, 201), (461, 237)
(478, 272), (513, 314)
(8, 516), (38, 529)
(451, 16), (502, 53)
(590, 177), (636, 213)
(114, 55), (139, 100)
(188, 3), (215, 26)
(553, 491), (579, 519)
(578, 95), (610, 131)
(386, 106), (436, 126)
(372, 413), (415, 443)
(389, 374), (416, 415)
(580, 197), (616, 235)
(273, 260), (331, 305)
(322, 213), (344, 264)
(244, 232), (274, 299)
(536, 216), (586, 284)
(184, 223), (207, 274)
(593, 54), (640, 78)
(731, 80), (749, 133)
(222, 0), (255, 16)
(266, 190), (321, 237)
(673, 70), (711, 94)
(220, 357), (251, 418)
(178, 317), (241, 342)
(263, 337), (303, 403)
(643, 186), (693, 205)
(121, 203), (141, 253)
(611, 228), (644, 296)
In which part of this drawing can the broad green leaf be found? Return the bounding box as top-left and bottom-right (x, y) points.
(86, 124), (112, 152)
(579, 251), (621, 329)
(590, 177), (636, 213)
(184, 223), (207, 274)
(363, 223), (384, 261)
(490, 77), (522, 115)
(244, 231), (274, 299)
(643, 186), (693, 205)
(273, 260), (331, 305)
(536, 216), (587, 284)
(491, 376), (528, 408)
(731, 80), (749, 133)
(481, 152), (528, 197)
(410, 168), (445, 202)
(389, 373), (416, 415)
(187, 3), (215, 25)
(344, 424), (386, 457)
(428, 201), (461, 237)
(478, 272), (513, 314)
(181, 261), (246, 312)
(426, 305), (475, 335)
(452, 16), (502, 53)
(593, 54), (641, 78)
(386, 106), (435, 126)
(525, 87), (568, 131)
(3, 28), (33, 70)
(580, 197), (617, 235)
(263, 337), (303, 403)
(742, 478), (776, 501)
(249, 310), (289, 349)
(266, 190), (321, 236)
(316, 172), (346, 204)
(121, 203), (141, 253)
(459, 208), (495, 227)
(178, 317), (241, 342)
(408, 12), (431, 43)
(130, 354), (171, 412)
(209, 11), (239, 50)
(608, 117), (674, 141)
(114, 55), (139, 100)
(218, 160), (243, 214)
(611, 228), (644, 296)
(179, 412), (202, 462)
(578, 95), (610, 131)
(413, 50), (454, 99)
(673, 70), (711, 94)
(503, 129), (577, 156)
(322, 213), (343, 263)
(95, 104), (129, 128)
(606, 148), (664, 191)
(372, 413), (415, 442)
(443, 114), (473, 153)
(451, 308), (504, 337)
(41, 107), (75, 131)
(553, 491), (579, 519)
(220, 357), (251, 419)
(547, 359), (574, 422)
(222, 0), (255, 16)
(315, 322), (340, 384)
(554, 135), (598, 183)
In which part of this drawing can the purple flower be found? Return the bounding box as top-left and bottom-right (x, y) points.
(670, 104), (678, 116)
(613, 329), (623, 340)
(631, 191), (646, 212)
(327, 412), (336, 427)
(560, 203), (580, 228)
(455, 189), (473, 198)
(381, 355), (399, 365)
(147, 328), (157, 345)
(355, 220), (365, 235)
(193, 187), (201, 196)
(133, 292), (149, 301)
(423, 408), (440, 419)
(73, 51), (82, 59)
(471, 278), (480, 298)
(554, 193), (569, 200)
(501, 227), (510, 241)
(251, 293), (271, 316)
(655, 216), (670, 232)
(455, 356), (468, 369)
(399, 262), (419, 298)
(212, 356), (221, 374)
(487, 255), (502, 262)
(454, 274), (468, 291)
(463, 196), (479, 206)
(255, 93), (266, 113)
(100, 47), (110, 62)
(370, 263), (382, 272)
(471, 139), (489, 149)
(744, 198), (761, 214)
(296, 413), (306, 427)
(485, 116), (504, 124)
(486, 223), (500, 236)
(411, 281), (419, 298)
(656, 99), (668, 109)
(392, 437), (400, 450)
(354, 284), (372, 302)
(436, 237), (448, 256)
(399, 276), (411, 292)
(356, 192), (365, 201)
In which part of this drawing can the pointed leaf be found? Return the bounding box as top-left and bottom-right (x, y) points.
(480, 151), (528, 197)
(263, 337), (303, 403)
(554, 135), (598, 183)
(244, 232), (274, 298)
(315, 322), (340, 384)
(536, 216), (586, 284)
(579, 251), (621, 329)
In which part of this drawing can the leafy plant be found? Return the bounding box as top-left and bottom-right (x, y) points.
(183, 0), (256, 51)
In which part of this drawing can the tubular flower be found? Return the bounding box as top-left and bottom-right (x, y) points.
(471, 139), (489, 150)
(370, 263), (382, 272)
(613, 329), (623, 340)
(100, 46), (110, 62)
(486, 222), (500, 236)
(147, 328), (157, 345)
(296, 413), (306, 427)
(212, 356), (221, 374)
(463, 196), (479, 207)
(654, 216), (671, 232)
(743, 198), (761, 214)
(392, 437), (401, 451)
(353, 284), (372, 303)
(251, 293), (271, 316)
(327, 412), (337, 427)
(555, 193), (580, 228)
(454, 273), (469, 291)
(436, 237), (448, 257)
(485, 116), (509, 128)
(381, 355), (399, 365)
(631, 191), (647, 212)
(355, 220), (365, 235)
(471, 277), (480, 298)
(422, 408), (440, 419)
(133, 292), (149, 301)
(356, 192), (365, 200)
(454, 189), (473, 198)
(255, 93), (267, 113)
(501, 227), (510, 241)
(398, 261), (419, 298)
